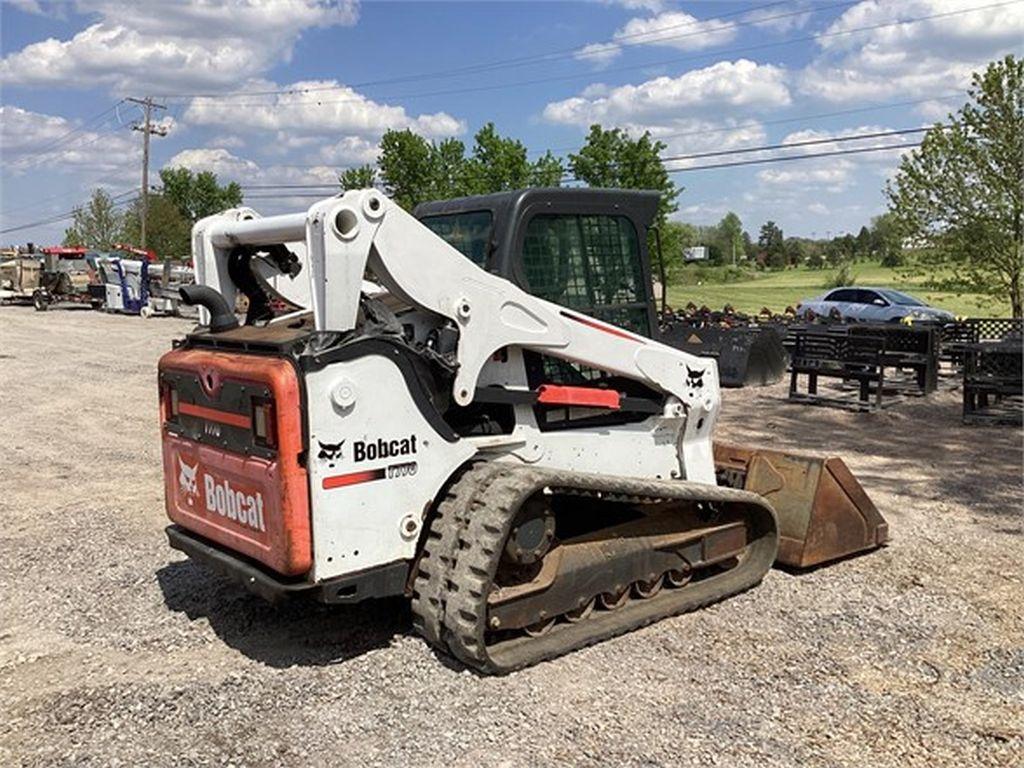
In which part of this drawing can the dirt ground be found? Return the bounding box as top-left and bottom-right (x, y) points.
(1, 306), (1021, 768)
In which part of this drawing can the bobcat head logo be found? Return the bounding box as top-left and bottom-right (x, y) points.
(178, 457), (198, 500)
(317, 439), (345, 468)
(686, 366), (705, 393)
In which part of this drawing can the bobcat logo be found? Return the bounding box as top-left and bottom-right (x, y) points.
(317, 439), (345, 468)
(686, 366), (705, 393)
(178, 457), (198, 502)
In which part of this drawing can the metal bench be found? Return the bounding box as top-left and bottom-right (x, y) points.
(788, 327), (889, 411)
(962, 341), (1023, 426)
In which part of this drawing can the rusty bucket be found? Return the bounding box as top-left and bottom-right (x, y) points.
(714, 442), (889, 568)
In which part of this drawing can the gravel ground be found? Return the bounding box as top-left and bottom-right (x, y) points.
(1, 305), (1021, 768)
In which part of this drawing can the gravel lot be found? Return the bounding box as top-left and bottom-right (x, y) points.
(1, 306), (1021, 768)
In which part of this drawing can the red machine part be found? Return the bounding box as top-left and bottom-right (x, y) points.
(159, 348), (312, 576)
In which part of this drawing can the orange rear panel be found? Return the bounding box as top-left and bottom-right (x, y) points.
(159, 348), (311, 576)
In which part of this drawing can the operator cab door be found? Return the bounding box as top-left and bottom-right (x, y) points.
(511, 211), (656, 337)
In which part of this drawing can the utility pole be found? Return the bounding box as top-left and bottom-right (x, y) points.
(128, 96), (168, 249)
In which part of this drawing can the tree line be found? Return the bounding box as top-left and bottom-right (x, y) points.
(63, 55), (1020, 315)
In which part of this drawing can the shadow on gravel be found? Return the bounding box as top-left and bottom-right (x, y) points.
(156, 559), (409, 668)
(723, 389), (1023, 522)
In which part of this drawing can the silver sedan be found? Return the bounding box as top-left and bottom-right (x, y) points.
(797, 287), (955, 324)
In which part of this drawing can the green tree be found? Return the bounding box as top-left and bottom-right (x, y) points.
(429, 138), (470, 199)
(378, 128), (436, 210)
(870, 212), (905, 267)
(758, 220), (786, 269)
(465, 123), (532, 193)
(887, 54), (1023, 316)
(855, 225), (872, 259)
(339, 164), (377, 191)
(531, 150), (565, 187)
(569, 125), (679, 280)
(63, 188), (126, 249)
(652, 220), (698, 309)
(785, 238), (808, 267)
(121, 194), (191, 259)
(159, 167), (243, 223)
(716, 212), (744, 265)
(569, 125), (677, 224)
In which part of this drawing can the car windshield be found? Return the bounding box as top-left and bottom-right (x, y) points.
(878, 289), (925, 306)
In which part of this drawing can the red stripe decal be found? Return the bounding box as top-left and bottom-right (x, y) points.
(560, 311), (644, 343)
(322, 468), (386, 490)
(537, 384), (621, 410)
(179, 401), (252, 429)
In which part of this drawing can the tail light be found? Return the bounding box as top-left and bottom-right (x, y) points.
(252, 398), (276, 448)
(160, 382), (180, 422)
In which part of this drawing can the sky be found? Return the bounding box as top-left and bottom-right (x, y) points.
(1, 0), (1021, 249)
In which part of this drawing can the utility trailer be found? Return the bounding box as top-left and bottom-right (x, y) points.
(159, 188), (887, 673)
(0, 256), (42, 305)
(32, 248), (104, 311)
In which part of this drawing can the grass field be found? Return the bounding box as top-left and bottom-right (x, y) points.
(665, 261), (1009, 317)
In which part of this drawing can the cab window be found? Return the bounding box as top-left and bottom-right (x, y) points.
(521, 214), (649, 335)
(420, 211), (492, 267)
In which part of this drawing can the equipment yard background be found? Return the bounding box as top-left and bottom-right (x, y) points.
(1, 307), (1021, 768)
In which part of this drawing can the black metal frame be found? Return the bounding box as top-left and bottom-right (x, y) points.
(962, 341), (1023, 426)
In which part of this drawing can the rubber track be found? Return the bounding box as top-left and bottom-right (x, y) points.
(409, 463), (504, 649)
(441, 466), (779, 674)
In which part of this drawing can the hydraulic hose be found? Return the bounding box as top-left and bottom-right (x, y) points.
(179, 285), (239, 333)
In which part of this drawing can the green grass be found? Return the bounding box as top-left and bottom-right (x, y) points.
(665, 261), (1010, 318)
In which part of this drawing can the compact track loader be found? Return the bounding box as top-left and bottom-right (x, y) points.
(160, 188), (887, 673)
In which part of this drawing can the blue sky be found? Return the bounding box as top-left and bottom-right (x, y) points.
(1, 0), (1021, 249)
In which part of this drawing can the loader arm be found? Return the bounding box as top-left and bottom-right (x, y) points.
(194, 190), (723, 482)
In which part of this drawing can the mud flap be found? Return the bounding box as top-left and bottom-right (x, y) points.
(714, 441), (889, 568)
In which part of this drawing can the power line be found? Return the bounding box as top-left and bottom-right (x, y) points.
(234, 141), (923, 203)
(171, 1), (1019, 110)
(155, 1), (837, 100)
(5, 100), (126, 166)
(235, 126), (934, 190)
(661, 141), (921, 174)
(0, 192), (137, 236)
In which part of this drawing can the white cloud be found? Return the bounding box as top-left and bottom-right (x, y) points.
(758, 162), (855, 190)
(0, 0), (359, 92)
(613, 10), (738, 51)
(744, 2), (813, 33)
(164, 148), (260, 178)
(184, 79), (465, 141)
(544, 59), (790, 125)
(0, 105), (138, 175)
(575, 8), (739, 66)
(799, 0), (1024, 104)
(754, 125), (914, 191)
(163, 147), (343, 212)
(601, 0), (669, 12)
(209, 135), (246, 150)
(574, 42), (622, 68)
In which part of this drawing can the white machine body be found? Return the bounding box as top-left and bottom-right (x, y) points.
(182, 191), (723, 583)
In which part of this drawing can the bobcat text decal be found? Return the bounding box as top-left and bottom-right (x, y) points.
(322, 433), (419, 490)
(176, 456), (266, 532)
(353, 434), (417, 462)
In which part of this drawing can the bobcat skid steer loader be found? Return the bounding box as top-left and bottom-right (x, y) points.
(159, 189), (887, 673)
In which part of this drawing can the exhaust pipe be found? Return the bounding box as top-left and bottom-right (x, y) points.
(179, 285), (239, 333)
